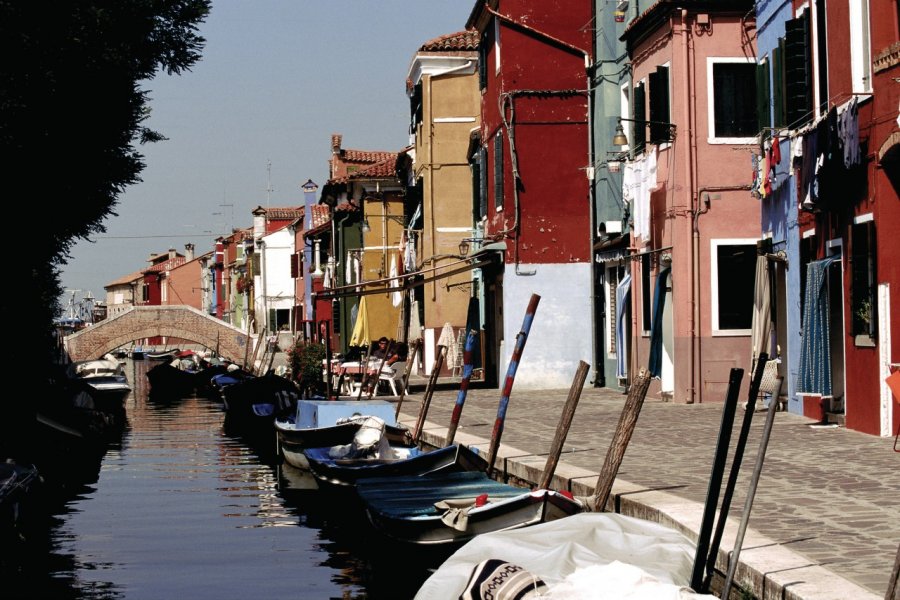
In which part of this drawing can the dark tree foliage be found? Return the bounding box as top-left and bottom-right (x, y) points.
(0, 0), (210, 455)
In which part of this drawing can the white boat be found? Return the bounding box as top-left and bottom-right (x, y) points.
(66, 358), (131, 412)
(416, 512), (717, 600)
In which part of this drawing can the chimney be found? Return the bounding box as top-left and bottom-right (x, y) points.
(331, 134), (342, 154)
(168, 248), (177, 259)
(184, 243), (195, 261)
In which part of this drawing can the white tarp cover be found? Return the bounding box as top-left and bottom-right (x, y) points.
(415, 513), (716, 600)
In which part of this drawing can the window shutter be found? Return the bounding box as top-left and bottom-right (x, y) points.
(772, 40), (786, 127)
(785, 11), (812, 127)
(756, 59), (771, 133)
(471, 154), (483, 221)
(633, 82), (647, 151)
(648, 66), (670, 143)
(479, 147), (488, 219)
(493, 133), (504, 211)
(290, 252), (299, 279)
(478, 35), (487, 90)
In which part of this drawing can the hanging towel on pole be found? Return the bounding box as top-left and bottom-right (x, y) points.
(648, 267), (671, 378)
(797, 256), (839, 396)
(615, 272), (632, 379)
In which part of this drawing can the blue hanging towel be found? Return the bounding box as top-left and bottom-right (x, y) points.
(797, 256), (840, 396)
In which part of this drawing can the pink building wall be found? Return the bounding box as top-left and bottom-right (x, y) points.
(627, 8), (760, 404)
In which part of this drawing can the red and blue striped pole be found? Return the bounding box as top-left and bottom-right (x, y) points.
(445, 328), (479, 445)
(486, 293), (540, 476)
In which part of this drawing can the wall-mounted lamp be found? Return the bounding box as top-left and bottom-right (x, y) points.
(458, 239), (470, 256)
(361, 219), (371, 233)
(612, 117), (677, 146)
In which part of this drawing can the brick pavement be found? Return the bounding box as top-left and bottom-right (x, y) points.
(394, 383), (899, 600)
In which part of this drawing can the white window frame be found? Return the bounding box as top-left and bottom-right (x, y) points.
(619, 82), (631, 152)
(710, 238), (757, 336)
(706, 57), (758, 144)
(849, 0), (872, 93)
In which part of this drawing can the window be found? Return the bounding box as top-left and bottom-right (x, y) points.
(619, 83), (631, 151)
(478, 33), (487, 90)
(784, 9), (812, 127)
(851, 219), (876, 338)
(849, 0), (872, 93)
(708, 58), (758, 141)
(632, 80), (647, 152)
(471, 147), (486, 220)
(648, 65), (670, 143)
(756, 57), (771, 132)
(711, 240), (756, 334)
(493, 132), (504, 211)
(142, 283), (150, 302)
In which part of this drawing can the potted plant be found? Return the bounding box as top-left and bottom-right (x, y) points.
(288, 341), (327, 398)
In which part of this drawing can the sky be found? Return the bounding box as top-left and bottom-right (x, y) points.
(59, 0), (476, 310)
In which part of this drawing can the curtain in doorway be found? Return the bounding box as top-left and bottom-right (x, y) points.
(615, 272), (632, 379)
(648, 267), (671, 378)
(750, 255), (772, 371)
(797, 256), (839, 396)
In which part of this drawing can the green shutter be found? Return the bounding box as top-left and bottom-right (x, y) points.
(773, 41), (785, 128)
(785, 11), (812, 127)
(633, 82), (647, 151)
(649, 66), (670, 143)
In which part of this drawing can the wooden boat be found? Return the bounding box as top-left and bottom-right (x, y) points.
(65, 358), (131, 413)
(146, 360), (196, 399)
(302, 443), (486, 488)
(145, 348), (180, 361)
(221, 372), (300, 432)
(355, 471), (583, 546)
(415, 513), (715, 599)
(275, 399), (412, 470)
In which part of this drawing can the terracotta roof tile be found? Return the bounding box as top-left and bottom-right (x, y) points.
(104, 269), (145, 288)
(348, 156), (399, 179)
(252, 206), (304, 220)
(419, 30), (480, 52)
(341, 149), (396, 163)
(309, 204), (331, 230)
(145, 257), (186, 273)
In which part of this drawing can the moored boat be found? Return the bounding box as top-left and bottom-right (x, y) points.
(65, 358), (131, 414)
(146, 360), (196, 399)
(275, 399), (412, 470)
(356, 471), (583, 546)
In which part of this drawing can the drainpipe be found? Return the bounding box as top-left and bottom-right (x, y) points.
(681, 9), (699, 404)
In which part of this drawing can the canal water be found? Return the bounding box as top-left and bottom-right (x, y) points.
(7, 359), (440, 600)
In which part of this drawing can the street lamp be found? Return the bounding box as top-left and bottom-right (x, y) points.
(612, 117), (677, 146)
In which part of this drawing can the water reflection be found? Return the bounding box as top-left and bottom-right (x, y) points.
(5, 360), (385, 599)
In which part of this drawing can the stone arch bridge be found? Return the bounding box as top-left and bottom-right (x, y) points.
(64, 306), (255, 364)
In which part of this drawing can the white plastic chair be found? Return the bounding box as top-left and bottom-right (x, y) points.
(377, 363), (405, 396)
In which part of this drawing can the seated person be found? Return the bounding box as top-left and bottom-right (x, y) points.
(365, 337), (400, 393)
(370, 337), (399, 367)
